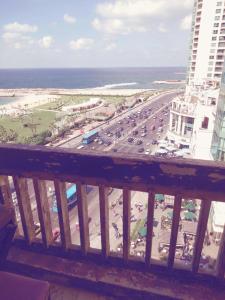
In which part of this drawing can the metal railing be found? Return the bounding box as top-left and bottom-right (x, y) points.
(0, 144), (224, 280)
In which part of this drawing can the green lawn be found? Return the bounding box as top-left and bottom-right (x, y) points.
(0, 110), (56, 143)
(35, 95), (126, 111)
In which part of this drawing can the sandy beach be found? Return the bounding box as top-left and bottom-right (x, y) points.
(0, 88), (149, 112)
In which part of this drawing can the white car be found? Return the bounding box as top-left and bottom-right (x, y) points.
(77, 145), (84, 149)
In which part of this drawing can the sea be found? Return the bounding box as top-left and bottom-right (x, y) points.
(0, 67), (186, 104)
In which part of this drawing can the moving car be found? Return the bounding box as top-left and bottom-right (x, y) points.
(138, 148), (144, 153)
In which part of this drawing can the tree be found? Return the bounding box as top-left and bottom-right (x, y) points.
(0, 125), (8, 142)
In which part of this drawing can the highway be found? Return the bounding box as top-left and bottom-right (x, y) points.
(73, 91), (177, 155)
(13, 90), (179, 252)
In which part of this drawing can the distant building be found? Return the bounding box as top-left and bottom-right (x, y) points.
(168, 0), (225, 153)
(208, 201), (225, 243)
(187, 0), (225, 84)
(211, 67), (225, 160)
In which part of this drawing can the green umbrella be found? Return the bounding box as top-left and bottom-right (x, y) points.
(138, 227), (147, 237)
(155, 194), (164, 202)
(167, 211), (173, 219)
(185, 202), (196, 212)
(184, 211), (196, 221)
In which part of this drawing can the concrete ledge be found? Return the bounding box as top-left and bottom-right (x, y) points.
(3, 246), (225, 300)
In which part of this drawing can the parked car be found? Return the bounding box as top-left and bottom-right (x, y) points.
(152, 139), (158, 145)
(136, 140), (143, 145)
(138, 148), (145, 153)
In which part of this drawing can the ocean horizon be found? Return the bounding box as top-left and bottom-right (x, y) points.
(0, 67), (186, 90)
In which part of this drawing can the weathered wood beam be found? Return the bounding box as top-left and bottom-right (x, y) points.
(192, 199), (211, 273)
(13, 176), (35, 244)
(99, 186), (110, 258)
(145, 192), (155, 267)
(123, 188), (131, 262)
(168, 195), (182, 269)
(33, 179), (53, 248)
(77, 182), (90, 255)
(54, 180), (71, 250)
(0, 144), (224, 201)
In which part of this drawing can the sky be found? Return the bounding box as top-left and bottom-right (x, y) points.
(0, 0), (194, 68)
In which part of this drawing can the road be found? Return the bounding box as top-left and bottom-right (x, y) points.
(73, 91), (177, 155)
(59, 91), (178, 150)
(14, 90), (179, 254)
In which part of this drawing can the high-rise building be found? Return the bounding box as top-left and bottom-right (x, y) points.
(187, 0), (225, 85)
(168, 0), (224, 152)
(211, 67), (225, 160)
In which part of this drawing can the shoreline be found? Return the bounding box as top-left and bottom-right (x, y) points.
(0, 88), (150, 111)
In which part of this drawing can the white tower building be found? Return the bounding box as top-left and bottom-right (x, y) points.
(168, 0), (224, 151)
(187, 0), (225, 85)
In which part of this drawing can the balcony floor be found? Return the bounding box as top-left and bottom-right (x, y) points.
(3, 245), (225, 300)
(50, 284), (115, 300)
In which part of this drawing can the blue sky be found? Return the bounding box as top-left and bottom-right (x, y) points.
(0, 0), (194, 68)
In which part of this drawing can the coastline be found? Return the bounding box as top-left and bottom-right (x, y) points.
(0, 88), (149, 111)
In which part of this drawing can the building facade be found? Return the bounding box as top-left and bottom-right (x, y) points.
(187, 0), (225, 84)
(168, 0), (225, 151)
(211, 67), (225, 160)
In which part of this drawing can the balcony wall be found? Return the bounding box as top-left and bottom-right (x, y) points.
(0, 143), (225, 298)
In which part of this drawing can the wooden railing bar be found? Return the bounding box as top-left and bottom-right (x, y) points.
(192, 199), (211, 273)
(216, 224), (225, 278)
(77, 182), (90, 255)
(33, 179), (53, 248)
(54, 180), (71, 249)
(145, 192), (155, 266)
(168, 195), (182, 269)
(123, 188), (131, 262)
(13, 176), (35, 244)
(1, 144), (225, 202)
(0, 176), (17, 225)
(99, 186), (109, 258)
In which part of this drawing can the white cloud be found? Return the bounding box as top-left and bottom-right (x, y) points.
(2, 31), (34, 49)
(69, 38), (94, 50)
(96, 0), (193, 18)
(92, 18), (127, 34)
(39, 36), (54, 48)
(105, 42), (117, 51)
(63, 14), (76, 24)
(92, 17), (147, 35)
(93, 0), (193, 35)
(2, 32), (21, 42)
(158, 23), (167, 33)
(180, 14), (192, 30)
(4, 22), (38, 33)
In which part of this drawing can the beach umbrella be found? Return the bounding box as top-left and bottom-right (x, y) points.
(155, 194), (165, 202)
(174, 150), (184, 157)
(138, 227), (147, 237)
(167, 211), (173, 219)
(166, 145), (177, 152)
(184, 211), (196, 221)
(158, 140), (167, 144)
(156, 149), (168, 154)
(185, 202), (196, 212)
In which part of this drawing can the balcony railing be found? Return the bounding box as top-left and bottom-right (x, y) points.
(0, 144), (224, 282)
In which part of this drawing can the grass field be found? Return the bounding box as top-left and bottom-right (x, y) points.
(0, 110), (56, 143)
(35, 95), (126, 111)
